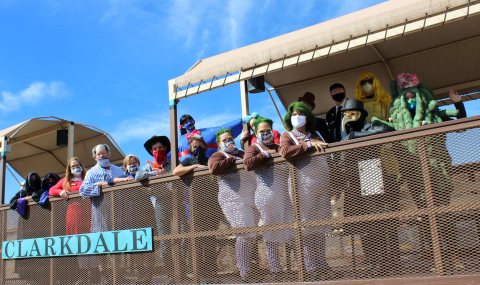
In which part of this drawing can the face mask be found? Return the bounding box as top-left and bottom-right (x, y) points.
(28, 176), (41, 190)
(407, 98), (416, 111)
(128, 165), (138, 174)
(98, 158), (111, 168)
(257, 131), (273, 144)
(153, 149), (167, 164)
(192, 146), (204, 157)
(72, 166), (82, 176)
(291, 115), (306, 129)
(332, 93), (346, 102)
(184, 121), (195, 133)
(221, 139), (237, 153)
(362, 83), (373, 95)
(192, 146), (207, 165)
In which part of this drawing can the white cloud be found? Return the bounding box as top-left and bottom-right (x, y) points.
(224, 0), (253, 49)
(112, 110), (242, 144)
(111, 114), (171, 143)
(165, 0), (254, 54)
(0, 81), (68, 113)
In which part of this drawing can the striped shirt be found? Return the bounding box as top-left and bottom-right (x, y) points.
(80, 164), (125, 197)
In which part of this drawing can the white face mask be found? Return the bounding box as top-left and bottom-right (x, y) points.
(291, 115), (306, 129)
(362, 83), (373, 95)
(71, 166), (82, 177)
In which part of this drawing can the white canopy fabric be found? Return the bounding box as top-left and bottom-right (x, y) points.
(171, 0), (480, 114)
(0, 117), (125, 179)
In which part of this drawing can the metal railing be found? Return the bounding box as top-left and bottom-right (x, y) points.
(1, 116), (480, 285)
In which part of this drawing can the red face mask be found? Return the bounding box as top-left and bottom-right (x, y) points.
(153, 149), (167, 165)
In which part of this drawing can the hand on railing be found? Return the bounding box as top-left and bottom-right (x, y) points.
(59, 190), (69, 200)
(311, 139), (328, 152)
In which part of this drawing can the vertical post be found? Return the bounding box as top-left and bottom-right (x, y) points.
(240, 80), (250, 150)
(418, 137), (444, 275)
(0, 136), (10, 205)
(168, 79), (179, 169)
(67, 122), (75, 160)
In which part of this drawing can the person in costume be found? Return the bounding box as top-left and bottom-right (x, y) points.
(241, 112), (281, 147)
(178, 114), (243, 162)
(173, 134), (208, 176)
(339, 99), (400, 277)
(174, 134), (220, 282)
(279, 101), (332, 280)
(341, 98), (394, 140)
(136, 135), (174, 280)
(208, 128), (258, 282)
(298, 92), (333, 142)
(244, 117), (293, 281)
(136, 135), (171, 179)
(374, 73), (467, 274)
(354, 71), (392, 121)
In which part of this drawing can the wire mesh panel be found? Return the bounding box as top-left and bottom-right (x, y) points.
(1, 122), (480, 284)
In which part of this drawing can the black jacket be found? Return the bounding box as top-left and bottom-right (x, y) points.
(9, 172), (42, 210)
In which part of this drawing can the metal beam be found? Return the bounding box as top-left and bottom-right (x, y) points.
(370, 44), (394, 80)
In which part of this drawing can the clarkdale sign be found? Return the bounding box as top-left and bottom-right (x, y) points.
(2, 228), (153, 259)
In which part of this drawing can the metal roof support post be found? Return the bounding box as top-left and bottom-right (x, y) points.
(240, 80), (250, 149)
(0, 136), (10, 204)
(67, 121), (75, 160)
(169, 79), (179, 169)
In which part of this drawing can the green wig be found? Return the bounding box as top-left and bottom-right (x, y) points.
(283, 101), (316, 132)
(215, 128), (233, 143)
(253, 117), (273, 133)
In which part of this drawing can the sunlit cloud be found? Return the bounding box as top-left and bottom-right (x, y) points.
(0, 81), (68, 114)
(111, 114), (170, 143)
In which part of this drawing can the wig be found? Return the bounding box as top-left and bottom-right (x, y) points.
(355, 72), (392, 121)
(283, 101), (316, 132)
(253, 117), (273, 133)
(215, 128), (233, 143)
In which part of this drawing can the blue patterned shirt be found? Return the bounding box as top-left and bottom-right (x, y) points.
(80, 163), (126, 197)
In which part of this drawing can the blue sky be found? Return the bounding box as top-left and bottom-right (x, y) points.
(1, 0), (479, 200)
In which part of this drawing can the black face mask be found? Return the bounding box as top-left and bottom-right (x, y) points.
(192, 147), (207, 165)
(29, 178), (41, 190)
(332, 93), (346, 102)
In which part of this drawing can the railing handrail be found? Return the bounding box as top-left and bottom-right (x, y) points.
(1, 115), (479, 212)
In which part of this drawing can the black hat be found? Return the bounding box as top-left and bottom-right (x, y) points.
(341, 99), (368, 118)
(144, 135), (171, 156)
(298, 92), (316, 110)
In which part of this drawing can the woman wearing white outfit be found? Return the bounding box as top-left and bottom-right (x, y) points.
(279, 101), (332, 280)
(244, 117), (293, 279)
(208, 128), (258, 281)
